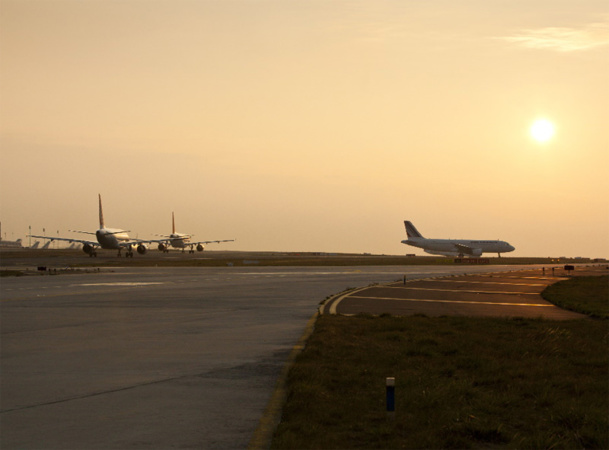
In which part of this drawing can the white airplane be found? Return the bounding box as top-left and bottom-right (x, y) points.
(152, 212), (234, 253)
(29, 194), (148, 257)
(401, 220), (515, 258)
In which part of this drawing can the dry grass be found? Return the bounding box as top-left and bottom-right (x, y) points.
(272, 277), (609, 449)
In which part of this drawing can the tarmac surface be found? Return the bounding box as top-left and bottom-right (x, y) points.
(1, 257), (603, 449)
(321, 266), (605, 319)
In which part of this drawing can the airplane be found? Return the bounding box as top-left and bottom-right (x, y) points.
(401, 220), (515, 258)
(29, 194), (149, 257)
(152, 212), (234, 253)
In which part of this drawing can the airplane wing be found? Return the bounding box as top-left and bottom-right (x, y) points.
(70, 229), (131, 236)
(139, 238), (171, 245)
(140, 236), (233, 246)
(454, 243), (473, 254)
(29, 235), (99, 247)
(68, 230), (97, 235)
(453, 243), (482, 256)
(182, 239), (235, 251)
(424, 249), (460, 257)
(191, 239), (235, 245)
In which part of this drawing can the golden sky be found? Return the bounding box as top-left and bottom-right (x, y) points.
(1, 1), (608, 257)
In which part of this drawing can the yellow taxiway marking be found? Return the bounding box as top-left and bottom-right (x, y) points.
(327, 286), (372, 315)
(75, 282), (165, 287)
(432, 280), (547, 287)
(381, 287), (539, 295)
(347, 295), (554, 308)
(485, 276), (568, 281)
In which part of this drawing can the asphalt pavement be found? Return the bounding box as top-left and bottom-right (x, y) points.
(1, 262), (603, 449)
(2, 264), (511, 449)
(321, 266), (605, 319)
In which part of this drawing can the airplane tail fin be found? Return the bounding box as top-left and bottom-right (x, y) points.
(99, 194), (105, 229)
(404, 221), (424, 239)
(172, 212), (176, 234)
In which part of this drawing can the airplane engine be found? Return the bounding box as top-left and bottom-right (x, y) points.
(196, 244), (205, 252)
(82, 243), (95, 255)
(470, 248), (483, 257)
(158, 243), (167, 252)
(137, 244), (148, 255)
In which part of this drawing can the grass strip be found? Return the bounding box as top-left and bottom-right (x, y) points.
(272, 278), (608, 449)
(542, 275), (609, 319)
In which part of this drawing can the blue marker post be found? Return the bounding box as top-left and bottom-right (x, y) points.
(386, 377), (395, 420)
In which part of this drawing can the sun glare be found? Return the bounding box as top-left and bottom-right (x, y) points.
(530, 119), (555, 143)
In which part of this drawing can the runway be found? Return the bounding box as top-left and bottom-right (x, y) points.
(0, 264), (584, 448)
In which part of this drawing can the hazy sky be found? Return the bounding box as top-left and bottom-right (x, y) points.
(1, 1), (608, 257)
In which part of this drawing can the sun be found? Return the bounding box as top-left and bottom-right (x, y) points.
(530, 119), (555, 143)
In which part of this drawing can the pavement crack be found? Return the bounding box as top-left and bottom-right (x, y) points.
(0, 374), (188, 414)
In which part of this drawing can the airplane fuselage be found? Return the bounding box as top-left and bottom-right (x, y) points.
(168, 233), (191, 249)
(401, 221), (515, 257)
(96, 228), (132, 250)
(402, 237), (514, 257)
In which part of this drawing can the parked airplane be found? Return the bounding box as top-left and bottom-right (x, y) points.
(152, 212), (234, 253)
(401, 220), (515, 257)
(29, 194), (148, 257)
